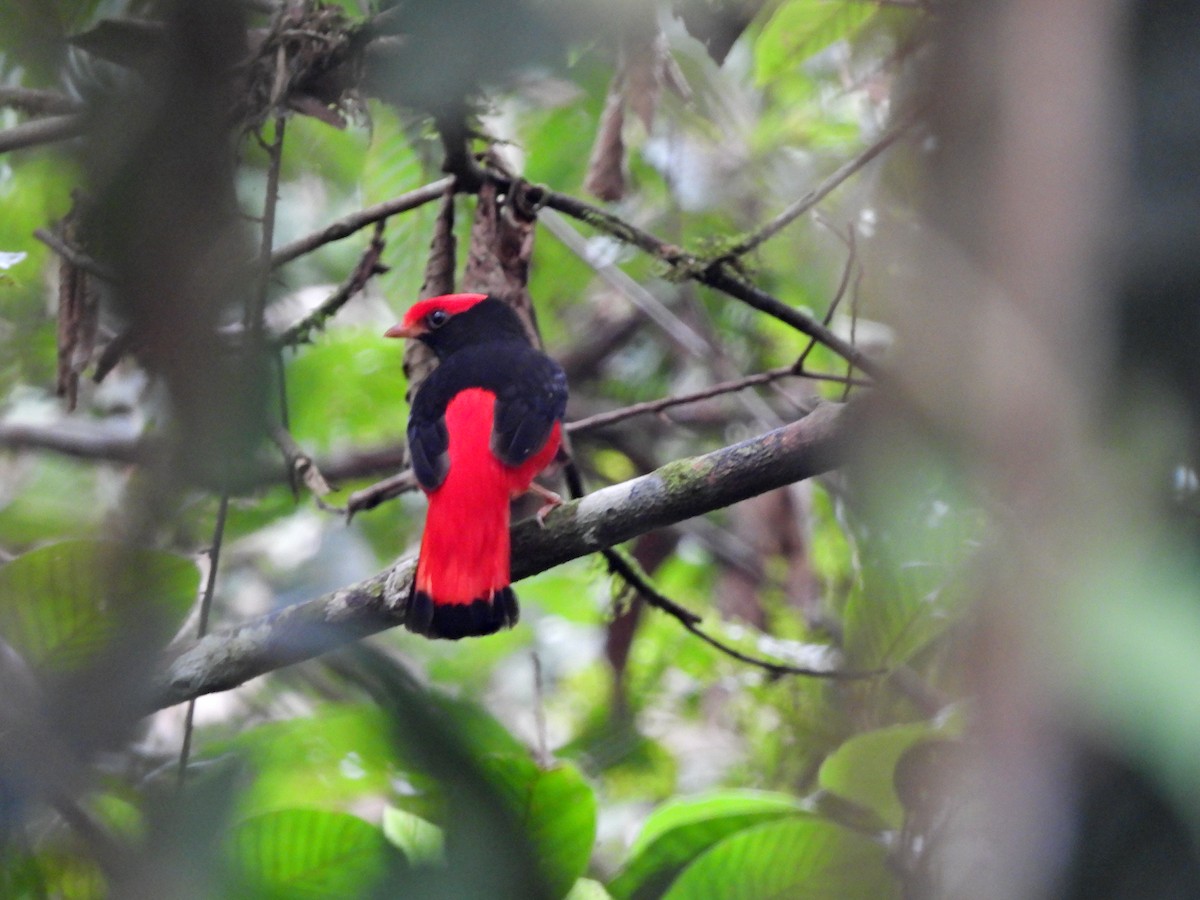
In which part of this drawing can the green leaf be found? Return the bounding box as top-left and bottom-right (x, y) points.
(218, 705), (397, 816)
(842, 500), (979, 669)
(661, 818), (898, 900)
(0, 457), (107, 545)
(485, 755), (598, 900)
(567, 878), (615, 900)
(382, 806), (445, 866)
(754, 0), (876, 85)
(434, 693), (531, 759)
(610, 790), (803, 900)
(0, 540), (199, 671)
(838, 441), (980, 668)
(285, 333), (409, 452)
(840, 577), (934, 669)
(227, 809), (391, 898)
(361, 102), (438, 306)
(0, 850), (105, 900)
(818, 724), (936, 829)
(564, 722), (678, 803)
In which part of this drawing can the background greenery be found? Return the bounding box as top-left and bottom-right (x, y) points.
(3, 1), (1200, 898)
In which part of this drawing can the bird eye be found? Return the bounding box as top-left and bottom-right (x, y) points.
(426, 309), (449, 329)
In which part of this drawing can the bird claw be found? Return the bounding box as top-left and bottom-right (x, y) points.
(530, 484), (562, 529)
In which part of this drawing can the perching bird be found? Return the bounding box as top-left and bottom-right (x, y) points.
(385, 293), (568, 639)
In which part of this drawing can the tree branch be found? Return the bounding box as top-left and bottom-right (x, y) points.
(566, 364), (866, 434)
(716, 121), (912, 262)
(604, 545), (873, 679)
(0, 422), (148, 463)
(34, 228), (117, 283)
(510, 181), (885, 379)
(0, 115), (84, 154)
(269, 177), (452, 268)
(538, 208), (710, 357)
(276, 221), (388, 346)
(0, 87), (79, 116)
(0, 421), (407, 486)
(153, 401), (848, 708)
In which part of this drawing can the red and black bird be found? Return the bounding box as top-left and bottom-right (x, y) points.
(385, 293), (567, 640)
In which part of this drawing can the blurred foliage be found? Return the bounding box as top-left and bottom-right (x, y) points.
(0, 1), (978, 898)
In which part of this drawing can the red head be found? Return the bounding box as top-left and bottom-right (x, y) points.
(384, 293), (488, 340)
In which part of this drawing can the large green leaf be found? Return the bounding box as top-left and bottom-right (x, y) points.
(218, 705), (397, 816)
(610, 790), (804, 900)
(841, 562), (961, 669)
(484, 755), (598, 900)
(817, 723), (936, 829)
(0, 540), (199, 671)
(754, 0), (877, 85)
(0, 457), (108, 545)
(661, 818), (898, 900)
(227, 809), (392, 899)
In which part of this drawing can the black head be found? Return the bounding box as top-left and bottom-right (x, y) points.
(385, 293), (529, 359)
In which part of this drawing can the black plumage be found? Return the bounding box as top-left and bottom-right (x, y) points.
(407, 298), (567, 491)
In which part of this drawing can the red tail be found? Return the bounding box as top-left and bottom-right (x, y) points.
(407, 388), (560, 639)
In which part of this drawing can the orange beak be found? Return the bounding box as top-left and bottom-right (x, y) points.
(384, 322), (423, 339)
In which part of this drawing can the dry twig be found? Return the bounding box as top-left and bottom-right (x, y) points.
(716, 121), (913, 262)
(277, 221), (389, 347)
(270, 177), (452, 268)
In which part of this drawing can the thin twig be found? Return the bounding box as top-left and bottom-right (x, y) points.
(699, 265), (882, 378)
(603, 546), (877, 679)
(271, 426), (333, 500)
(176, 492), (229, 787)
(844, 265), (864, 402)
(539, 209), (710, 357)
(34, 228), (117, 282)
(566, 365), (866, 435)
(716, 121), (913, 262)
(269, 176), (452, 268)
(0, 421), (409, 485)
(0, 422), (147, 463)
(678, 617), (877, 680)
(604, 547), (703, 624)
(248, 116), (286, 335)
(276, 221), (388, 347)
(795, 225), (857, 371)
(181, 114), (285, 785)
(343, 469), (419, 520)
(510, 180), (884, 379)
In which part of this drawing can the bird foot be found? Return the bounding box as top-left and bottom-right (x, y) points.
(528, 483), (563, 529)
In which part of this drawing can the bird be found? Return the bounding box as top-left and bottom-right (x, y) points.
(385, 293), (568, 639)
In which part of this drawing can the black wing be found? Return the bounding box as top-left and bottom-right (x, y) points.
(491, 353), (568, 467)
(407, 393), (451, 491)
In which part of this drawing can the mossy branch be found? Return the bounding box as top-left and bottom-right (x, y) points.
(154, 402), (847, 709)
